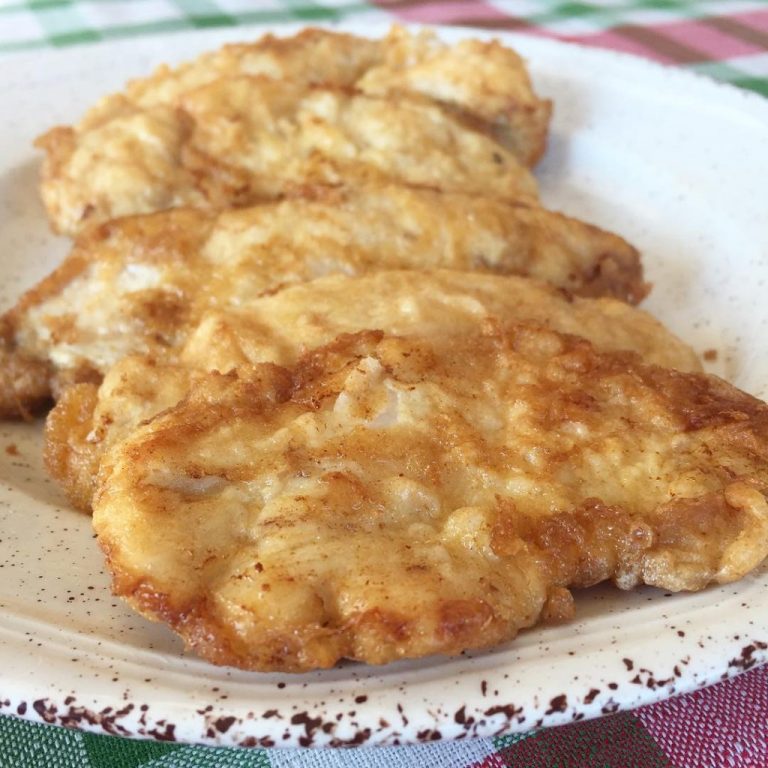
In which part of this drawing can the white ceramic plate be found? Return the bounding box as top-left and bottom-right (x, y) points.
(1, 22), (767, 749)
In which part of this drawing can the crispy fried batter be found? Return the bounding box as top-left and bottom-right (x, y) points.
(178, 77), (534, 203)
(356, 26), (550, 165)
(0, 317), (53, 419)
(180, 270), (685, 373)
(0, 348), (52, 420)
(44, 270), (696, 511)
(45, 364), (193, 510)
(92, 328), (768, 671)
(51, 270), (694, 514)
(123, 27), (383, 106)
(44, 383), (101, 511)
(36, 27), (549, 234)
(2, 186), (647, 418)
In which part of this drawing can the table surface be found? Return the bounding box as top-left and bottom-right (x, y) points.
(1, 1), (767, 767)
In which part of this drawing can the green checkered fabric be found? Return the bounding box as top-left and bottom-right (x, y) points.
(0, 715), (273, 767)
(0, 713), (671, 766)
(0, 0), (377, 53)
(1, 0), (767, 96)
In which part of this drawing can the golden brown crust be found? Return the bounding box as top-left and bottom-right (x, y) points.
(123, 27), (383, 108)
(3, 182), (647, 417)
(357, 27), (550, 165)
(44, 383), (100, 510)
(44, 355), (196, 510)
(36, 27), (550, 235)
(0, 250), (97, 418)
(41, 78), (538, 235)
(0, 347), (53, 420)
(92, 327), (768, 671)
(43, 269), (698, 511)
(568, 237), (650, 305)
(178, 270), (683, 374)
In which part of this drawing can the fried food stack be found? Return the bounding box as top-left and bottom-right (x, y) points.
(3, 27), (767, 672)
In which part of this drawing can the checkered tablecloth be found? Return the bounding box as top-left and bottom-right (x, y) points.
(0, 0), (767, 97)
(1, 1), (767, 767)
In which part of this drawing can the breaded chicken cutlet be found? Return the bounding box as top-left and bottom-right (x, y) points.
(18, 21), (760, 680)
(0, 186), (647, 419)
(92, 327), (768, 672)
(44, 269), (699, 511)
(36, 26), (550, 234)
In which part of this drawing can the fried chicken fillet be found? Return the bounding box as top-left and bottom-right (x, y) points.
(45, 270), (697, 512)
(1, 186), (647, 419)
(36, 27), (550, 234)
(92, 328), (768, 671)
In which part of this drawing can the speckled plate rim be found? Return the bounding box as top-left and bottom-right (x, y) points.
(0, 20), (767, 749)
